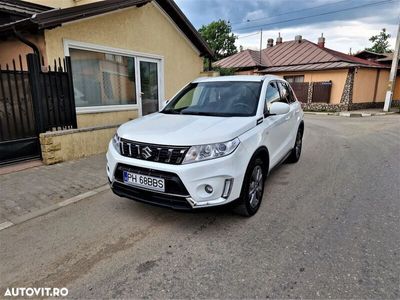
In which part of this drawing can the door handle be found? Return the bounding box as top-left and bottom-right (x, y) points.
(285, 116), (291, 121)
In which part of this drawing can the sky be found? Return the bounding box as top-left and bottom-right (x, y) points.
(175, 0), (400, 54)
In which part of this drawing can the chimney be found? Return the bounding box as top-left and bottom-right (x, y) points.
(318, 33), (325, 48)
(295, 35), (302, 43)
(267, 38), (274, 48)
(276, 32), (282, 44)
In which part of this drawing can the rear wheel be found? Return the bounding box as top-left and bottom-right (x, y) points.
(287, 127), (303, 163)
(234, 157), (265, 217)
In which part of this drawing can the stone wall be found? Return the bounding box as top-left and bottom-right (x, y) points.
(340, 68), (355, 105)
(40, 124), (118, 165)
(302, 100), (400, 112)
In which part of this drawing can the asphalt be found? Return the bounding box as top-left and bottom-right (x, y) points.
(0, 115), (399, 299)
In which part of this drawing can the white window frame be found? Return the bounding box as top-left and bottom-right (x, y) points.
(63, 39), (165, 115)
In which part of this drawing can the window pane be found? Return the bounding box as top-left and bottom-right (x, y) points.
(277, 81), (290, 104)
(70, 48), (136, 107)
(264, 82), (281, 112)
(140, 61), (159, 115)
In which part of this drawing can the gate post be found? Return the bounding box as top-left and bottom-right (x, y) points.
(27, 53), (46, 134)
(65, 56), (77, 129)
(307, 82), (314, 103)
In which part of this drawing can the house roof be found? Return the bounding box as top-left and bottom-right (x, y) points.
(353, 50), (387, 60)
(0, 0), (51, 25)
(214, 39), (388, 72)
(0, 0), (213, 58)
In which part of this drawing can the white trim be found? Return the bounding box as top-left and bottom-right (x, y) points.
(76, 105), (139, 114)
(63, 39), (165, 60)
(151, 2), (201, 56)
(137, 57), (163, 116)
(63, 39), (165, 115)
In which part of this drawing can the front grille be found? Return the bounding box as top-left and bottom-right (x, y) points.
(112, 182), (192, 210)
(114, 164), (190, 196)
(120, 139), (189, 165)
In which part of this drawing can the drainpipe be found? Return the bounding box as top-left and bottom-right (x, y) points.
(12, 27), (41, 59)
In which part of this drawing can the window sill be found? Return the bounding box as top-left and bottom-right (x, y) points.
(76, 105), (139, 114)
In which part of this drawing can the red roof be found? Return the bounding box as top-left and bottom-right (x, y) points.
(214, 39), (388, 72)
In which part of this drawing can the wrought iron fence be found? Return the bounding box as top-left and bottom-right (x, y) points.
(0, 53), (77, 165)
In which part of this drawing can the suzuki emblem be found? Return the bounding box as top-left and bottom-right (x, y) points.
(142, 146), (152, 159)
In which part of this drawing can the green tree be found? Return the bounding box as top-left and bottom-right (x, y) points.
(199, 20), (238, 61)
(366, 28), (392, 53)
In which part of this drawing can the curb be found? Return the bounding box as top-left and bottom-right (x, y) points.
(304, 111), (397, 117)
(0, 184), (109, 232)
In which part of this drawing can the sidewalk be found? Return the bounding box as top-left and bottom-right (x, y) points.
(304, 108), (399, 117)
(0, 154), (108, 225)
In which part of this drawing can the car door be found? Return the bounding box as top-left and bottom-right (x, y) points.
(261, 81), (290, 168)
(276, 81), (297, 153)
(278, 81), (301, 150)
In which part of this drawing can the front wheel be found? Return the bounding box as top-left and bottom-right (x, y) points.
(286, 127), (303, 163)
(234, 158), (265, 217)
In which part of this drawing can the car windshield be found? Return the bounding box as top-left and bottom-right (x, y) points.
(162, 81), (262, 117)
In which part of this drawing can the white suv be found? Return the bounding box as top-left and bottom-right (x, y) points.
(107, 75), (304, 216)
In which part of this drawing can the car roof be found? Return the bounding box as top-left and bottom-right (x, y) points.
(192, 75), (283, 83)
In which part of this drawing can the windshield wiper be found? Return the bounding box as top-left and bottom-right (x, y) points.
(181, 111), (229, 117)
(161, 109), (180, 114)
(161, 106), (190, 114)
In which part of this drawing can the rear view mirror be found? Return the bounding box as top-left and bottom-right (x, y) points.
(269, 102), (290, 115)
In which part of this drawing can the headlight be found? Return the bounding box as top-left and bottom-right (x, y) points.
(112, 133), (121, 154)
(182, 138), (240, 164)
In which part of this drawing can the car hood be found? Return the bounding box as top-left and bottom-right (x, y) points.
(118, 113), (257, 145)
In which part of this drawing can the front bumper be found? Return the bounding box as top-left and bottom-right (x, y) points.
(106, 141), (249, 209)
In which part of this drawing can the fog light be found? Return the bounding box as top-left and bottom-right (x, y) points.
(205, 185), (213, 194)
(222, 178), (233, 198)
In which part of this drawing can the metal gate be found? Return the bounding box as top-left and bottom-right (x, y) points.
(0, 54), (77, 165)
(312, 81), (332, 103)
(290, 82), (309, 103)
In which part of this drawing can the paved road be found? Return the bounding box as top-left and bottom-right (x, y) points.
(1, 115), (399, 299)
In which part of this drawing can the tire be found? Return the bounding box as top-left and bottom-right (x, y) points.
(286, 127), (303, 163)
(234, 157), (266, 217)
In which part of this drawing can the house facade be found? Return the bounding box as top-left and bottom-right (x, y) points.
(214, 35), (400, 111)
(0, 0), (213, 165)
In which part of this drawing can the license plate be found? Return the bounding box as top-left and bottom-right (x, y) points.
(123, 171), (165, 192)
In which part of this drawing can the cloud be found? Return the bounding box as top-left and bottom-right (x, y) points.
(236, 20), (398, 53)
(175, 0), (399, 52)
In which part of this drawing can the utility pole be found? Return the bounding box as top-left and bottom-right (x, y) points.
(383, 21), (400, 112)
(259, 29), (263, 65)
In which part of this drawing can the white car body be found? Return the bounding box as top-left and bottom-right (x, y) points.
(106, 75), (304, 211)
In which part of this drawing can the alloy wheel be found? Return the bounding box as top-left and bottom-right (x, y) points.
(248, 165), (263, 208)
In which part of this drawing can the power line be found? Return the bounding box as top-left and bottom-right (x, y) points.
(229, 0), (350, 26)
(237, 32), (260, 39)
(233, 0), (395, 32)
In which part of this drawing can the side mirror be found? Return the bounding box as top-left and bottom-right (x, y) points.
(269, 102), (290, 116)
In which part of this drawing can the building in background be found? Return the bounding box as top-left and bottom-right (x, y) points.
(214, 35), (400, 111)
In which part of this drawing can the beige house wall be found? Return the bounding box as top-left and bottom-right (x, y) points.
(43, 2), (204, 101)
(0, 34), (47, 69)
(272, 69), (348, 104)
(394, 77), (400, 100)
(77, 109), (138, 128)
(353, 68), (378, 103)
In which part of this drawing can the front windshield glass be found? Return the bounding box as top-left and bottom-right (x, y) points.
(162, 81), (262, 117)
